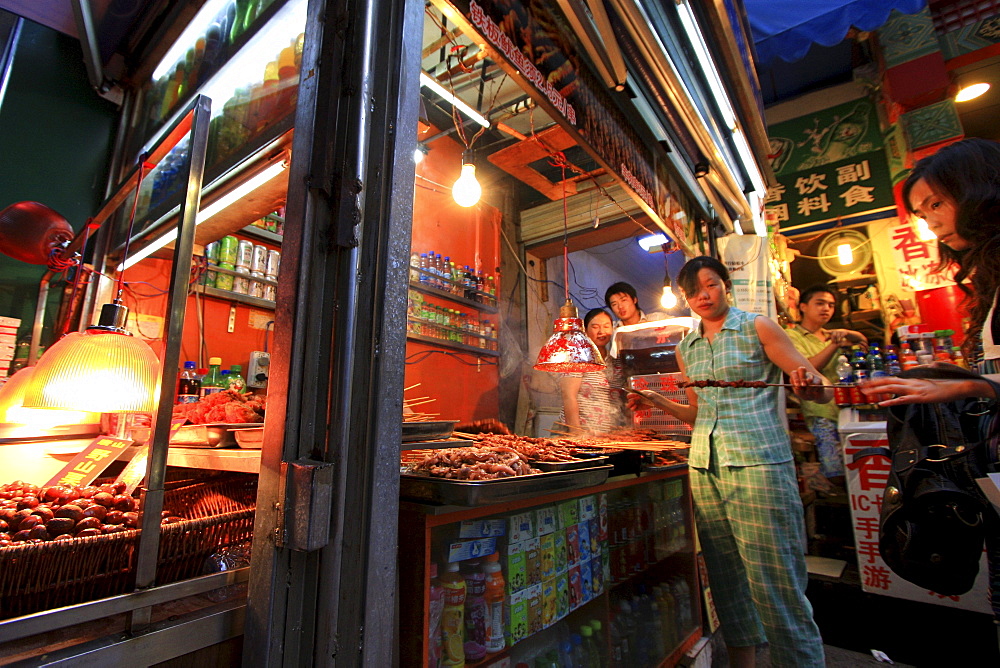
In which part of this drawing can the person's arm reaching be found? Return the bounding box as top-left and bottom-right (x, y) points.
(560, 376), (584, 431)
(756, 316), (833, 403)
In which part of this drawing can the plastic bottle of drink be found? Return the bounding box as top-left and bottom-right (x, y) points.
(952, 346), (969, 369)
(570, 633), (585, 668)
(228, 364), (247, 393)
(463, 560), (487, 663)
(441, 562), (466, 667)
(409, 252), (420, 282)
(885, 346), (902, 376)
(618, 601), (636, 665)
(483, 552), (506, 653)
(429, 563), (445, 667)
(201, 357), (226, 397)
(833, 354), (853, 406)
(900, 343), (919, 371)
(558, 640), (574, 668)
(580, 625), (601, 668)
(867, 342), (886, 378)
(588, 620), (608, 668)
(419, 253), (429, 284)
(177, 361), (201, 403)
(851, 349), (869, 404)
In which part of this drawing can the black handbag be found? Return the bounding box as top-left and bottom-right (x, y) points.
(855, 366), (1000, 595)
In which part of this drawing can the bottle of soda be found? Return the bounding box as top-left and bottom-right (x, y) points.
(228, 364), (247, 393)
(834, 354), (853, 407)
(868, 342), (886, 379)
(177, 361), (201, 403)
(201, 357), (226, 397)
(850, 349), (868, 405)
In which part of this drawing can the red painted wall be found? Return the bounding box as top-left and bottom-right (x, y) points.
(406, 135), (501, 423)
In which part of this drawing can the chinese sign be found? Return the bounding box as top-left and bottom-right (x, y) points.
(45, 435), (131, 488)
(843, 432), (990, 613)
(766, 99), (895, 230)
(888, 218), (956, 291)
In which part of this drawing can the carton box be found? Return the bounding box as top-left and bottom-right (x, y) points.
(598, 493), (609, 541)
(577, 521), (591, 562)
(578, 494), (596, 521)
(0, 334), (16, 346)
(565, 524), (580, 566)
(553, 528), (567, 573)
(580, 556), (593, 604)
(447, 538), (497, 563)
(540, 533), (555, 579)
(535, 506), (556, 536)
(525, 583), (543, 635)
(567, 564), (582, 610)
(459, 519), (506, 538)
(588, 517), (600, 555)
(505, 540), (527, 593)
(0, 316), (21, 328)
(555, 574), (569, 620)
(505, 589), (528, 645)
(541, 578), (557, 628)
(508, 512), (535, 544)
(557, 499), (578, 529)
(524, 537), (541, 586)
(590, 551), (603, 596)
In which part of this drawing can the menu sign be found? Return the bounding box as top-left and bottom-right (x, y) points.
(843, 432), (990, 612)
(442, 0), (676, 230)
(45, 436), (132, 488)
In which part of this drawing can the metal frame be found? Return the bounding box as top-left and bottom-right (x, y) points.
(243, 0), (420, 662)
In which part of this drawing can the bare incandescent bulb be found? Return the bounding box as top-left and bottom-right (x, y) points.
(452, 162), (482, 207)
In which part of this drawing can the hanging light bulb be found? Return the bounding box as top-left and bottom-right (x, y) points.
(955, 82), (989, 102)
(533, 300), (605, 372)
(22, 302), (160, 413)
(452, 153), (482, 207)
(661, 284), (677, 309)
(837, 242), (854, 266)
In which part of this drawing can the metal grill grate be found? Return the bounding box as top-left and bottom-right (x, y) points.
(628, 372), (692, 434)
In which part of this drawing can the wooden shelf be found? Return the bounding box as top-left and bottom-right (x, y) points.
(406, 332), (499, 357)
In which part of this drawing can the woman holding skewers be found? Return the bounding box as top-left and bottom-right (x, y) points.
(628, 256), (831, 667)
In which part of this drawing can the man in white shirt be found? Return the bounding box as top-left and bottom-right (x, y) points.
(604, 281), (667, 327)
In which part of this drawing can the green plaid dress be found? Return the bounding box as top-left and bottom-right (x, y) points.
(680, 307), (824, 666)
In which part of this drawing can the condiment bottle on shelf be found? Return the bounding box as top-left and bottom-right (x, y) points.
(201, 357), (225, 397)
(429, 563), (445, 668)
(228, 364), (247, 393)
(952, 346), (969, 369)
(483, 552), (506, 653)
(462, 560), (487, 662)
(440, 562), (466, 667)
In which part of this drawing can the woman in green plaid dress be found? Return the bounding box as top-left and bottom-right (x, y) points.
(629, 256), (831, 667)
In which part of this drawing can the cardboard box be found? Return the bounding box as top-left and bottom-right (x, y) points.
(0, 316), (21, 328)
(578, 494), (596, 520)
(524, 537), (541, 586)
(588, 517), (600, 555)
(508, 512), (535, 543)
(459, 519), (506, 538)
(553, 528), (567, 573)
(540, 533), (555, 579)
(598, 493), (609, 541)
(447, 538), (497, 563)
(577, 521), (591, 561)
(567, 565), (582, 610)
(555, 574), (569, 620)
(565, 524), (580, 566)
(505, 589), (528, 645)
(535, 506), (556, 536)
(505, 541), (527, 593)
(580, 556), (593, 604)
(526, 583), (543, 634)
(557, 499), (578, 529)
(590, 552), (604, 596)
(541, 578), (557, 628)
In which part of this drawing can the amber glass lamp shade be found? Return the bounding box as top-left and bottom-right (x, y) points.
(22, 304), (160, 413)
(533, 300), (605, 373)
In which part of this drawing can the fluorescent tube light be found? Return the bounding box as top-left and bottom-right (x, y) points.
(420, 72), (491, 128)
(637, 233), (668, 251)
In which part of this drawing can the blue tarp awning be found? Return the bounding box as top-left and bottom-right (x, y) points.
(745, 0), (927, 65)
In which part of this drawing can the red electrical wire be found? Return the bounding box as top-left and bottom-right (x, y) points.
(117, 157), (153, 301)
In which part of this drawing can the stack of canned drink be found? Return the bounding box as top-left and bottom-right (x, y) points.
(203, 234), (280, 302)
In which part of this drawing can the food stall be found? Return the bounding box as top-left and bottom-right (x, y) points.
(0, 0), (772, 664)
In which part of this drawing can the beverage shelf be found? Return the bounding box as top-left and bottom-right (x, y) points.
(196, 284), (275, 310)
(240, 224), (284, 244)
(409, 270), (498, 313)
(406, 332), (500, 358)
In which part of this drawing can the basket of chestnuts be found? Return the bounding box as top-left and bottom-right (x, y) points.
(0, 473), (256, 619)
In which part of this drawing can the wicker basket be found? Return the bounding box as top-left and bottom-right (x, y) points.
(0, 473), (257, 619)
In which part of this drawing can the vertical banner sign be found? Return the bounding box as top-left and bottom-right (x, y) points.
(765, 99), (895, 231)
(45, 436), (132, 488)
(887, 218), (956, 291)
(843, 432), (990, 613)
(442, 0), (677, 230)
(718, 235), (773, 318)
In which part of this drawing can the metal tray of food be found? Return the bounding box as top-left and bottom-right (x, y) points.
(130, 423), (264, 448)
(532, 456), (610, 472)
(399, 465), (612, 506)
(401, 420), (459, 442)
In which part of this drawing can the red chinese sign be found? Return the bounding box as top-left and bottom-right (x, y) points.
(45, 436), (132, 488)
(887, 218), (956, 291)
(843, 432), (989, 612)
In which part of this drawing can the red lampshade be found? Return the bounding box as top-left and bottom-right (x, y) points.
(533, 300), (605, 373)
(0, 201), (73, 265)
